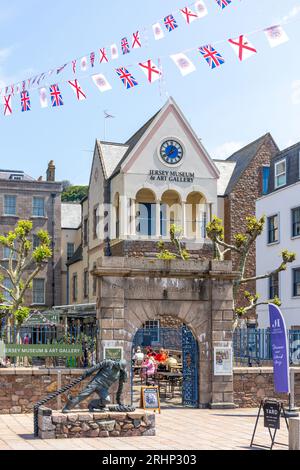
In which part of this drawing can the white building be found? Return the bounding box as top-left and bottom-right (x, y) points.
(256, 142), (300, 329)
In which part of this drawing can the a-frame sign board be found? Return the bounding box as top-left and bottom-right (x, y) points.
(250, 399), (289, 451)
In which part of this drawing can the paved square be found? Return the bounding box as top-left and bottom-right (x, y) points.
(0, 409), (289, 450)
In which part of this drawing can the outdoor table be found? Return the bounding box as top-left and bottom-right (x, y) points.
(156, 372), (183, 398)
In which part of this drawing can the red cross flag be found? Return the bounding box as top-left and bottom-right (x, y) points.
(228, 35), (257, 61)
(180, 6), (198, 24)
(68, 79), (87, 101)
(152, 22), (164, 41)
(139, 59), (161, 83)
(194, 0), (208, 18)
(3, 94), (12, 116)
(170, 53), (196, 76)
(92, 74), (112, 93)
(100, 48), (109, 64)
(132, 31), (142, 49)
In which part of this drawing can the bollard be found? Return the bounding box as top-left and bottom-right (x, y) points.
(289, 418), (300, 450)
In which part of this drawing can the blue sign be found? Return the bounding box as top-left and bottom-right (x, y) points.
(269, 304), (290, 394)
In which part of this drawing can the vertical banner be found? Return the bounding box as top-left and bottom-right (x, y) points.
(269, 304), (290, 394)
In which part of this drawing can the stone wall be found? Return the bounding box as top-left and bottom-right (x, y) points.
(110, 239), (214, 261)
(224, 135), (278, 314)
(233, 368), (300, 408)
(0, 369), (110, 415)
(38, 407), (155, 439)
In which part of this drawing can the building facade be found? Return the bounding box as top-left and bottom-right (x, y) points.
(256, 142), (300, 329)
(0, 162), (62, 308)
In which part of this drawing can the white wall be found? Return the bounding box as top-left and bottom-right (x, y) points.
(256, 181), (300, 329)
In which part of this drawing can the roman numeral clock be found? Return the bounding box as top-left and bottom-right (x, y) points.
(160, 140), (184, 166)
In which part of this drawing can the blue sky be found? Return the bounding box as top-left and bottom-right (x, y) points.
(0, 0), (300, 184)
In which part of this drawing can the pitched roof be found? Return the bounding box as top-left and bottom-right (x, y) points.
(97, 109), (161, 180)
(224, 133), (277, 195)
(0, 169), (35, 181)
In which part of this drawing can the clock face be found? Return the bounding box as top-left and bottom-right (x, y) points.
(160, 140), (184, 165)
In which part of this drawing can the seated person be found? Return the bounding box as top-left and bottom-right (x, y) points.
(133, 347), (144, 366)
(141, 356), (157, 381)
(146, 347), (157, 358)
(155, 348), (168, 364)
(166, 354), (178, 371)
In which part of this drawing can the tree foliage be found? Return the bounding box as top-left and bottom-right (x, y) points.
(62, 185), (88, 203)
(0, 220), (52, 328)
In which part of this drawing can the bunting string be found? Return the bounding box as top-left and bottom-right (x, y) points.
(0, 2), (298, 116)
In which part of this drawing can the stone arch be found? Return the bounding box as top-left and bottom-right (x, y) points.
(135, 188), (157, 237)
(96, 259), (235, 409)
(161, 190), (182, 237)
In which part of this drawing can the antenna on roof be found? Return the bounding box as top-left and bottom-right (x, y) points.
(104, 110), (115, 141)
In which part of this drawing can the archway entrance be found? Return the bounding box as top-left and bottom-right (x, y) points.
(132, 321), (199, 408)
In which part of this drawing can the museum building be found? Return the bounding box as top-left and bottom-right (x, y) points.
(62, 98), (278, 408)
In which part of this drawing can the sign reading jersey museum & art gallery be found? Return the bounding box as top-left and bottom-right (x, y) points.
(5, 344), (83, 357)
(149, 170), (195, 183)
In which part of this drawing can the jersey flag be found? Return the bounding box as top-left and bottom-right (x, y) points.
(180, 7), (198, 24)
(228, 35), (257, 61)
(3, 95), (12, 116)
(68, 79), (87, 101)
(139, 60), (161, 83)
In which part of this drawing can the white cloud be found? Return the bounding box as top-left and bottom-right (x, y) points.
(213, 141), (244, 159)
(282, 5), (300, 22)
(291, 80), (300, 104)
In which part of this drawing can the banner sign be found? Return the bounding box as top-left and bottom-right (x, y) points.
(269, 304), (290, 394)
(24, 312), (60, 326)
(214, 346), (233, 376)
(4, 344), (83, 358)
(263, 400), (281, 430)
(104, 348), (123, 361)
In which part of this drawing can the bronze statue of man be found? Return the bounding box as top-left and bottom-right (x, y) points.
(62, 359), (128, 413)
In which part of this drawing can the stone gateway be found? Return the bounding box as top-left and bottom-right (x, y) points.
(94, 257), (237, 409)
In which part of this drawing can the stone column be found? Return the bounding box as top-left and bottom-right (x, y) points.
(130, 199), (137, 237)
(155, 200), (161, 238)
(181, 201), (187, 238)
(196, 203), (201, 240)
(119, 196), (129, 239)
(209, 262), (235, 409)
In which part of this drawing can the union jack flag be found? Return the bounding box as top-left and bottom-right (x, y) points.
(21, 90), (31, 112)
(164, 15), (178, 32)
(199, 45), (225, 69)
(215, 0), (232, 9)
(121, 37), (130, 55)
(49, 84), (64, 107)
(116, 67), (138, 89)
(90, 52), (95, 67)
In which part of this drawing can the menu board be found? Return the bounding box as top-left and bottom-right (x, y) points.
(214, 347), (233, 376)
(141, 386), (161, 414)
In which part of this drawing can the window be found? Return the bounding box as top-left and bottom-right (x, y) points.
(269, 273), (279, 300)
(293, 269), (300, 297)
(84, 218), (88, 246)
(262, 166), (270, 195)
(268, 215), (279, 244)
(33, 197), (45, 217)
(67, 243), (75, 260)
(4, 195), (16, 216)
(2, 278), (13, 303)
(3, 245), (16, 260)
(292, 207), (300, 238)
(275, 159), (286, 189)
(93, 207), (99, 239)
(93, 263), (97, 296)
(145, 320), (160, 343)
(84, 270), (89, 299)
(32, 279), (45, 305)
(72, 274), (78, 302)
(33, 235), (40, 250)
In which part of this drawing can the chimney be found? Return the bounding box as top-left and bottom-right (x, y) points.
(47, 161), (56, 182)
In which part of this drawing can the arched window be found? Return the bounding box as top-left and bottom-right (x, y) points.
(136, 189), (156, 237)
(186, 192), (207, 239)
(161, 191), (182, 237)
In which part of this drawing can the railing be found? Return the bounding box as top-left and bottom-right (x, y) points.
(0, 324), (97, 369)
(233, 329), (300, 367)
